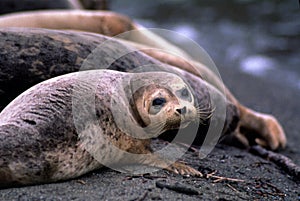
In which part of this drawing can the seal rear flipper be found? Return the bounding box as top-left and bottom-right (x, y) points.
(0, 154), (53, 188)
(0, 167), (15, 188)
(235, 105), (286, 150)
(0, 124), (67, 187)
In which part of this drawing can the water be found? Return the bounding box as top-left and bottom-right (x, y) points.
(111, 0), (300, 90)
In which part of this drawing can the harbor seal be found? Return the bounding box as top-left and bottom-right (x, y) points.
(0, 69), (203, 187)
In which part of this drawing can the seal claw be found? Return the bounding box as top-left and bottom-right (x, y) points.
(166, 162), (203, 177)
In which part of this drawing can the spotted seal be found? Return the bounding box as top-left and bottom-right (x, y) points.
(0, 69), (205, 187)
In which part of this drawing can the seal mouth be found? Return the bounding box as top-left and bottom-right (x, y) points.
(179, 120), (191, 129)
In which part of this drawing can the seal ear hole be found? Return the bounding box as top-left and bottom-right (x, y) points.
(176, 88), (192, 102)
(181, 88), (189, 97)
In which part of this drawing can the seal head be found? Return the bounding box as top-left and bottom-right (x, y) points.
(123, 72), (198, 138)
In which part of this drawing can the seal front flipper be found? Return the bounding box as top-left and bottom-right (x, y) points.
(139, 153), (202, 177)
(165, 161), (203, 177)
(165, 162), (203, 177)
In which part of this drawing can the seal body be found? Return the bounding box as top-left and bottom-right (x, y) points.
(0, 69), (203, 187)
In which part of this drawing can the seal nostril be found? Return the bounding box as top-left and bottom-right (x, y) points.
(176, 106), (187, 115)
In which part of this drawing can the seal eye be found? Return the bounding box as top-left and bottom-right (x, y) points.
(152, 98), (166, 106)
(149, 98), (166, 115)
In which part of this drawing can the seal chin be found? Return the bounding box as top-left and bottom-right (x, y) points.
(179, 119), (192, 129)
(159, 103), (198, 131)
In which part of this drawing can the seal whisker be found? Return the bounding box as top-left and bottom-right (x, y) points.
(196, 104), (215, 113)
(146, 119), (166, 136)
(195, 104), (215, 125)
(196, 105), (215, 111)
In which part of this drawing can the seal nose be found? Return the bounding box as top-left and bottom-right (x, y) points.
(176, 106), (187, 115)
